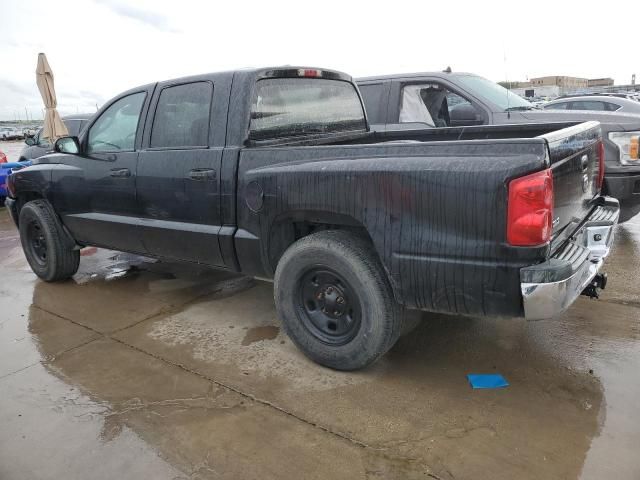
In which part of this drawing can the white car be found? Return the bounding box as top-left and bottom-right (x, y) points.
(0, 127), (23, 140)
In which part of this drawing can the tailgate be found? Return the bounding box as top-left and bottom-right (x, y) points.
(540, 121), (602, 247)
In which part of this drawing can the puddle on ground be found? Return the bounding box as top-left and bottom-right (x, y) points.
(145, 283), (384, 392)
(241, 325), (280, 346)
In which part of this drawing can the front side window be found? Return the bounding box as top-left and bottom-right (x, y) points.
(150, 82), (213, 149)
(400, 83), (483, 127)
(87, 92), (145, 153)
(249, 78), (366, 140)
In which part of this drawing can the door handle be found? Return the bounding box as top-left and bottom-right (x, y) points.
(188, 168), (216, 181)
(110, 168), (131, 178)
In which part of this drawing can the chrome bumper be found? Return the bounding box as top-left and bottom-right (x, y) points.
(521, 198), (619, 320)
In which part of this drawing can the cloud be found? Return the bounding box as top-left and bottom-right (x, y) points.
(94, 0), (179, 33)
(0, 78), (36, 97)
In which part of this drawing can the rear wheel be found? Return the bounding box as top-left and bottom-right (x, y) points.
(19, 200), (79, 281)
(274, 230), (403, 370)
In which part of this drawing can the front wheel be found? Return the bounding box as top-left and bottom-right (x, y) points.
(274, 230), (403, 370)
(18, 200), (79, 281)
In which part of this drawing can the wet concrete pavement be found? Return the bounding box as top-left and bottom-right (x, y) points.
(1, 198), (639, 479)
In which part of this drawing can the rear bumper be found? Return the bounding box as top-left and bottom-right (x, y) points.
(520, 197), (619, 320)
(604, 172), (640, 201)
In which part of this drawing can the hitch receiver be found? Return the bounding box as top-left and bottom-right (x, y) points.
(581, 273), (608, 299)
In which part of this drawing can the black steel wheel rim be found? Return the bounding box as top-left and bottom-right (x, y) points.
(296, 268), (362, 346)
(26, 219), (48, 265)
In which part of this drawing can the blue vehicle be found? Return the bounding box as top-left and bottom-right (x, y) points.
(1, 160), (31, 202)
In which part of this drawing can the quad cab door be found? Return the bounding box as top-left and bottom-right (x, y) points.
(54, 89), (151, 253)
(136, 76), (229, 266)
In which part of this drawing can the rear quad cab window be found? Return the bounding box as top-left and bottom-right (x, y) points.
(249, 78), (366, 140)
(150, 81), (213, 149)
(87, 92), (146, 153)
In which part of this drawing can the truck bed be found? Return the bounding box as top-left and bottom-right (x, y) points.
(237, 121), (602, 318)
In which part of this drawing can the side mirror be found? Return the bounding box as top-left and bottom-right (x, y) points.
(449, 103), (484, 126)
(54, 136), (80, 154)
(25, 137), (35, 146)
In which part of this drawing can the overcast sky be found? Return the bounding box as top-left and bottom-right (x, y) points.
(0, 0), (637, 121)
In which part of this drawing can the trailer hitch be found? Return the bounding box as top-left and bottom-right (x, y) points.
(581, 273), (608, 299)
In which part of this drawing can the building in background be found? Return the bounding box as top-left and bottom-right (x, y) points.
(502, 75), (638, 99)
(529, 76), (588, 93)
(511, 85), (560, 99)
(588, 78), (615, 87)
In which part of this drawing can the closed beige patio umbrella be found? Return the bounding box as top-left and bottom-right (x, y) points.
(36, 53), (68, 141)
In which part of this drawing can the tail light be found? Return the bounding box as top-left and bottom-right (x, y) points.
(596, 140), (605, 191)
(0, 152), (6, 164)
(507, 169), (554, 246)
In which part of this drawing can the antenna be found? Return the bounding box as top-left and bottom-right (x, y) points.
(503, 44), (510, 119)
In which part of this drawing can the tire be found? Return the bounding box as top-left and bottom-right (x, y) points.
(18, 200), (79, 282)
(274, 230), (403, 370)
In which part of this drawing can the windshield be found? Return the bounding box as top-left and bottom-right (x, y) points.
(249, 78), (367, 140)
(456, 75), (532, 111)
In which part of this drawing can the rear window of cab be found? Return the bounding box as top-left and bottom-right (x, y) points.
(249, 78), (366, 140)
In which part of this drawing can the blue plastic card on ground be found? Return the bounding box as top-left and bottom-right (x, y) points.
(467, 374), (509, 389)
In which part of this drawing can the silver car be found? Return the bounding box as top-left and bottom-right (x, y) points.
(543, 95), (640, 115)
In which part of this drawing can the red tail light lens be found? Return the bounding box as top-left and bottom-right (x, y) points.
(0, 152), (7, 164)
(596, 140), (605, 191)
(507, 169), (554, 246)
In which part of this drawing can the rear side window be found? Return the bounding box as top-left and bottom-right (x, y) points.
(64, 120), (82, 136)
(604, 102), (621, 111)
(249, 78), (366, 140)
(569, 101), (607, 111)
(151, 82), (212, 149)
(544, 102), (568, 110)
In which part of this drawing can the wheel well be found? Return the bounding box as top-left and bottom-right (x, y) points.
(267, 212), (402, 305)
(15, 192), (45, 221)
(267, 211), (375, 273)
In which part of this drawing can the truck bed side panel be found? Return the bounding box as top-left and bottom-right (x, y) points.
(237, 141), (548, 317)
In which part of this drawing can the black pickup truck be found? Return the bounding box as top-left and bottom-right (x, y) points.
(357, 72), (640, 221)
(5, 67), (619, 370)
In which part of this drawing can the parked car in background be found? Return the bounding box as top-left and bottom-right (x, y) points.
(6, 66), (618, 370)
(557, 92), (640, 102)
(19, 114), (92, 161)
(1, 127), (23, 140)
(357, 71), (640, 221)
(543, 96), (640, 115)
